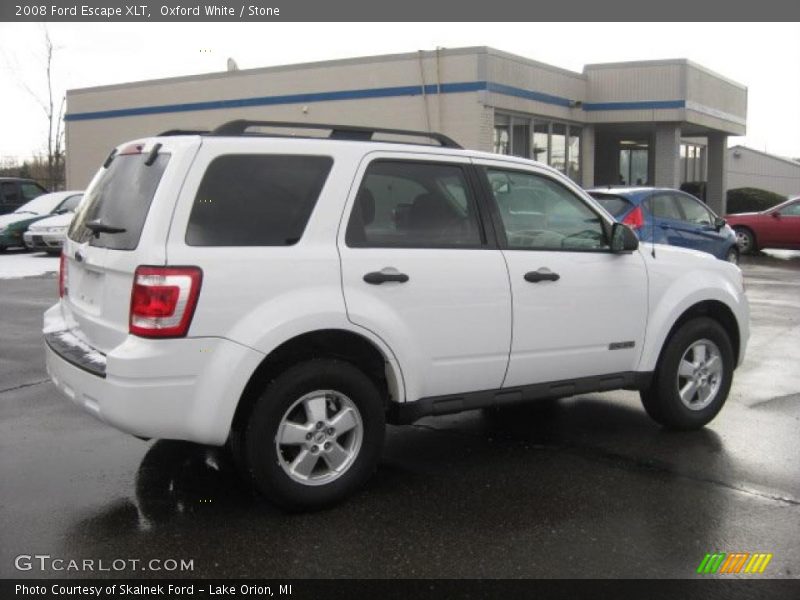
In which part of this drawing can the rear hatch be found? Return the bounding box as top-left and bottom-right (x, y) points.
(61, 137), (202, 354)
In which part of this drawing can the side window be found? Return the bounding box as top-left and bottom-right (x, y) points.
(778, 202), (800, 217)
(346, 160), (483, 248)
(21, 182), (46, 201)
(186, 154), (333, 247)
(484, 168), (608, 251)
(674, 193), (713, 225)
(2, 182), (19, 205)
(645, 193), (682, 220)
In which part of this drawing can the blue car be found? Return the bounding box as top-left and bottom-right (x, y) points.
(587, 187), (739, 263)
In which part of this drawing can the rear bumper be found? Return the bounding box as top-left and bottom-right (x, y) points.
(44, 303), (265, 445)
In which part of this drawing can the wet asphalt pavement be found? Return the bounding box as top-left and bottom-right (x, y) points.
(1, 251), (798, 579)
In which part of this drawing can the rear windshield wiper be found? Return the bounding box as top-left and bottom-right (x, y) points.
(86, 219), (127, 236)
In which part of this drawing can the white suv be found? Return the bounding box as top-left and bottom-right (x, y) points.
(44, 121), (749, 509)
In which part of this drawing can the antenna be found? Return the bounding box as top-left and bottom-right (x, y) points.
(650, 197), (657, 259)
(226, 58), (239, 72)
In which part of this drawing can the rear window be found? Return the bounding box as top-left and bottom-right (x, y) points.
(69, 154), (170, 250)
(589, 193), (633, 218)
(186, 154), (333, 247)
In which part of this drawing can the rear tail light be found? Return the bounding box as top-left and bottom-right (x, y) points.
(129, 266), (202, 338)
(623, 205), (645, 230)
(59, 253), (67, 298)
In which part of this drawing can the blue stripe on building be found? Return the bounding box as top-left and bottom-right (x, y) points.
(64, 80), (686, 122)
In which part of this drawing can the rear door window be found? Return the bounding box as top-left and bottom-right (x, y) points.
(1, 182), (19, 206)
(69, 153), (170, 250)
(186, 154), (333, 246)
(345, 160), (483, 248)
(21, 182), (46, 201)
(645, 193), (683, 221)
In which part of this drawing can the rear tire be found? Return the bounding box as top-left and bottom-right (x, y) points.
(734, 227), (756, 255)
(241, 359), (385, 510)
(640, 317), (734, 430)
(725, 247), (739, 264)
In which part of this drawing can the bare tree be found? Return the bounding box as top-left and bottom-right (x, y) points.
(8, 27), (66, 190)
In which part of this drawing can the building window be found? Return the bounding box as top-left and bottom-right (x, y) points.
(680, 142), (706, 183)
(512, 120), (530, 158)
(619, 141), (649, 185)
(493, 114), (510, 154)
(533, 122), (549, 164)
(493, 111), (582, 183)
(568, 127), (581, 182)
(493, 129), (509, 155)
(550, 123), (566, 174)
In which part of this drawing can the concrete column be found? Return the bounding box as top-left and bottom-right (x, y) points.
(580, 125), (595, 188)
(653, 123), (681, 188)
(706, 132), (728, 215)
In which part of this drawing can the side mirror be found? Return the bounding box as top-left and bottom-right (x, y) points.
(771, 211), (781, 219)
(714, 216), (726, 230)
(611, 222), (639, 253)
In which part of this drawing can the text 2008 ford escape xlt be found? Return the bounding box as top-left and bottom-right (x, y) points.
(44, 121), (749, 509)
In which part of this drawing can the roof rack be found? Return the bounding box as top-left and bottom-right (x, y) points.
(209, 120), (462, 149)
(157, 129), (210, 136)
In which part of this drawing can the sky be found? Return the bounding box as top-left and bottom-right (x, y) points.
(0, 22), (798, 162)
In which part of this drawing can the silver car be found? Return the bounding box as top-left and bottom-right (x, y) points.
(23, 192), (84, 254)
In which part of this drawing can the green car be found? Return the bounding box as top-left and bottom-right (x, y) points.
(0, 191), (83, 252)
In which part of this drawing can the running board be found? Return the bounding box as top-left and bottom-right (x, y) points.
(388, 371), (652, 425)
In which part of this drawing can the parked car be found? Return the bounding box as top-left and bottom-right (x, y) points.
(725, 196), (800, 254)
(44, 122), (749, 510)
(23, 192), (84, 255)
(0, 191), (84, 252)
(0, 177), (48, 215)
(587, 187), (739, 263)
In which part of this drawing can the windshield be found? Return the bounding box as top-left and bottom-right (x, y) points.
(57, 194), (84, 213)
(13, 192), (69, 216)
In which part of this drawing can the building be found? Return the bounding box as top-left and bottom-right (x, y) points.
(727, 145), (800, 197)
(65, 46), (748, 214)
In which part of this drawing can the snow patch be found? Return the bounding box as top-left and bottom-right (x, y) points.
(0, 251), (59, 279)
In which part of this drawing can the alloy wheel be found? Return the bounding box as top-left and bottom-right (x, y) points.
(676, 339), (724, 411)
(274, 390), (363, 486)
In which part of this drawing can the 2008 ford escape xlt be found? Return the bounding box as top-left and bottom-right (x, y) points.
(44, 121), (749, 509)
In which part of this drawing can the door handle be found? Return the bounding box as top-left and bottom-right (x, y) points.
(363, 270), (410, 285)
(524, 269), (560, 283)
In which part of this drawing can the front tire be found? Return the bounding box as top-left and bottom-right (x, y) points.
(725, 247), (739, 264)
(640, 317), (734, 430)
(241, 359), (385, 510)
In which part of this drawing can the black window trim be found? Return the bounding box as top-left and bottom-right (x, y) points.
(345, 158), (497, 251)
(475, 164), (615, 254)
